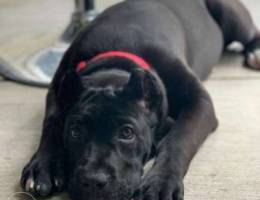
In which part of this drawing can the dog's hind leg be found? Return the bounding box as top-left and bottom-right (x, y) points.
(20, 89), (66, 197)
(206, 0), (260, 70)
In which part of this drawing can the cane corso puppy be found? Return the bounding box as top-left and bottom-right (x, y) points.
(20, 0), (260, 199)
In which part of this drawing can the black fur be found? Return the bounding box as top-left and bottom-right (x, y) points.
(20, 0), (260, 199)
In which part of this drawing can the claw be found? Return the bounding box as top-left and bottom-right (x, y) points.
(54, 177), (64, 192)
(36, 183), (52, 196)
(247, 49), (260, 70)
(25, 178), (35, 193)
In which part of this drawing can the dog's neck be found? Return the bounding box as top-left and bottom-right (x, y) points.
(76, 51), (152, 74)
(76, 54), (147, 90)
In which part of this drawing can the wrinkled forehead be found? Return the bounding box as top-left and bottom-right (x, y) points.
(69, 90), (144, 127)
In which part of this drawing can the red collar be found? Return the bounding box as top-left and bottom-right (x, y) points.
(76, 51), (151, 72)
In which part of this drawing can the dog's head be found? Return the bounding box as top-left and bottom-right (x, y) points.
(58, 68), (167, 200)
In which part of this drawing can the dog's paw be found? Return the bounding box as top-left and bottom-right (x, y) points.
(20, 153), (65, 197)
(135, 172), (184, 200)
(245, 48), (260, 70)
(244, 36), (260, 70)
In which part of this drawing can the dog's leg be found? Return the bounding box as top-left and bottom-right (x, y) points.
(20, 89), (65, 197)
(20, 43), (80, 197)
(137, 61), (218, 200)
(206, 0), (260, 70)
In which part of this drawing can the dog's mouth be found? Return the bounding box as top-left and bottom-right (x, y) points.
(68, 179), (135, 200)
(69, 183), (133, 200)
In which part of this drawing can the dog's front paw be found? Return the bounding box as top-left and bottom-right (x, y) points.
(135, 172), (184, 200)
(20, 152), (65, 197)
(244, 37), (260, 70)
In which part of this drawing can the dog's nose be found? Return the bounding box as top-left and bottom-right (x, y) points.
(80, 172), (109, 189)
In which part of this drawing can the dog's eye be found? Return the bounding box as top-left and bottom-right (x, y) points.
(118, 125), (135, 140)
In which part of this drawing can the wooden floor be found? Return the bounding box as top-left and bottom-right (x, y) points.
(0, 1), (260, 200)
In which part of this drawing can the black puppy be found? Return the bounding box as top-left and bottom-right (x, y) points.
(21, 0), (260, 199)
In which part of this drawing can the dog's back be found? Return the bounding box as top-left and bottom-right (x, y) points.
(71, 0), (223, 80)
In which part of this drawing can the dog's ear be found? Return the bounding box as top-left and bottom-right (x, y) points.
(122, 69), (164, 111)
(57, 69), (83, 110)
